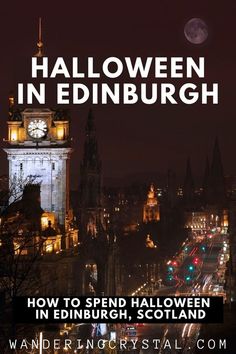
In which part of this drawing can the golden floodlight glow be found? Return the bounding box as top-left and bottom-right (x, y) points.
(41, 212), (56, 230)
(10, 129), (18, 141)
(57, 126), (65, 140)
(45, 240), (55, 253)
(41, 216), (48, 229)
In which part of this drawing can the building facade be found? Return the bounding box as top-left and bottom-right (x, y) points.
(5, 105), (72, 226)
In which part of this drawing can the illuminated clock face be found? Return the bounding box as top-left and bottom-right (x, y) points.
(27, 119), (48, 139)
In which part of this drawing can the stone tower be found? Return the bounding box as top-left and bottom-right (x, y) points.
(183, 157), (195, 206)
(4, 99), (72, 226)
(202, 138), (226, 205)
(79, 109), (104, 240)
(209, 138), (226, 204)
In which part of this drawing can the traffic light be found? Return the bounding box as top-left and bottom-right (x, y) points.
(193, 257), (199, 265)
(201, 245), (206, 252)
(185, 275), (192, 282)
(168, 266), (174, 272)
(188, 264), (194, 272)
(167, 274), (173, 281)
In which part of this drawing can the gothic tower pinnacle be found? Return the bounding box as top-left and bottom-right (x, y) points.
(202, 156), (210, 203)
(35, 17), (43, 57)
(208, 137), (226, 204)
(79, 110), (104, 239)
(183, 157), (195, 206)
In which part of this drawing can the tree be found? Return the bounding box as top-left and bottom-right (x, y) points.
(0, 179), (59, 353)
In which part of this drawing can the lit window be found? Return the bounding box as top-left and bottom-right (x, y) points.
(10, 129), (18, 141)
(57, 126), (65, 140)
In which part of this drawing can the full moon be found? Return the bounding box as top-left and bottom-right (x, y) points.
(184, 18), (208, 44)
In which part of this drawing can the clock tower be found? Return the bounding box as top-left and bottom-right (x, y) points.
(4, 98), (72, 226)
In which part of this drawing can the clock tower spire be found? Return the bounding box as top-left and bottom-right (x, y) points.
(35, 17), (43, 57)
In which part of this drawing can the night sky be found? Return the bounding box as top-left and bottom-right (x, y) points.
(0, 0), (235, 188)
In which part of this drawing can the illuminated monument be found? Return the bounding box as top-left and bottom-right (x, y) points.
(143, 184), (160, 223)
(4, 25), (72, 226)
(5, 101), (72, 226)
(79, 109), (105, 240)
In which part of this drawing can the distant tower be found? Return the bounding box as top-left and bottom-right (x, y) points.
(183, 158), (195, 205)
(143, 184), (160, 223)
(79, 110), (105, 239)
(208, 138), (226, 204)
(4, 100), (72, 226)
(202, 156), (210, 203)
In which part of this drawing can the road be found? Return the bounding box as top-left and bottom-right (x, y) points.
(130, 231), (228, 354)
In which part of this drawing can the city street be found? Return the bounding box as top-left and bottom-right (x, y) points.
(129, 230), (228, 354)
